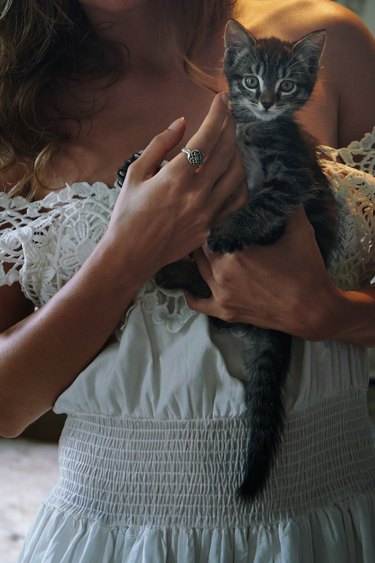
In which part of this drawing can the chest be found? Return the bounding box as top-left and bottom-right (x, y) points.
(38, 53), (337, 198)
(297, 77), (338, 146)
(39, 77), (218, 196)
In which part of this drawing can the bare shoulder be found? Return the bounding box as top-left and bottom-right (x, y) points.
(299, 1), (375, 74)
(289, 1), (375, 145)
(307, 0), (375, 50)
(239, 0), (375, 146)
(312, 1), (375, 145)
(292, 0), (368, 27)
(240, 0), (373, 43)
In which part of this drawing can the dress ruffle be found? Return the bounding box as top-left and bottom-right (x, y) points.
(18, 492), (375, 563)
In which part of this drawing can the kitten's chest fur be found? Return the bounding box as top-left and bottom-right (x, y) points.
(236, 117), (314, 195)
(236, 123), (265, 193)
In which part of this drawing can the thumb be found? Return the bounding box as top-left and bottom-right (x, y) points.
(135, 117), (186, 178)
(184, 291), (215, 315)
(285, 206), (310, 232)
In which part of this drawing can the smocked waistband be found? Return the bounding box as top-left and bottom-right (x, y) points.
(47, 391), (375, 528)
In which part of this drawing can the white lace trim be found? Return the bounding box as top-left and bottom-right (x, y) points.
(319, 126), (375, 289)
(0, 129), (374, 333)
(0, 182), (118, 306)
(116, 279), (197, 338)
(0, 181), (196, 333)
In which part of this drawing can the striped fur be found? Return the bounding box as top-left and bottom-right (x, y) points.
(156, 19), (338, 501)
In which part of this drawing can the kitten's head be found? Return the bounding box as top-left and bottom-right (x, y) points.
(224, 20), (326, 122)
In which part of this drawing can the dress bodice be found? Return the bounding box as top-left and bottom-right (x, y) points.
(0, 130), (374, 420)
(9, 132), (375, 563)
(1, 130), (374, 308)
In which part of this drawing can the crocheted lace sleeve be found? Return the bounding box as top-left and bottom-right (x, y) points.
(0, 182), (119, 307)
(319, 127), (375, 290)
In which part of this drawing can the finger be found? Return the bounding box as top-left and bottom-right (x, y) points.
(192, 248), (215, 286)
(198, 113), (237, 180)
(286, 206), (309, 229)
(171, 92), (230, 173)
(214, 181), (248, 225)
(201, 241), (221, 262)
(282, 206), (316, 243)
(187, 92), (230, 153)
(209, 153), (248, 219)
(184, 291), (217, 315)
(129, 117), (186, 179)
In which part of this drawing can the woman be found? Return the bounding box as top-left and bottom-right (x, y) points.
(0, 0), (374, 561)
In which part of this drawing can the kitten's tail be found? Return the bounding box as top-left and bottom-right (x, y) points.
(238, 327), (291, 501)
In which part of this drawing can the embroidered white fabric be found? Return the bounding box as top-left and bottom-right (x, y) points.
(1, 131), (374, 563)
(0, 129), (374, 325)
(320, 128), (375, 289)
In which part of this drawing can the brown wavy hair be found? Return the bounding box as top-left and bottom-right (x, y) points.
(0, 0), (235, 199)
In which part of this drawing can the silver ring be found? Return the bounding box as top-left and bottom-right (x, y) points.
(181, 147), (205, 168)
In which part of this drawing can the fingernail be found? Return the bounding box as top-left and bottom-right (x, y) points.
(168, 117), (185, 130)
(220, 91), (229, 106)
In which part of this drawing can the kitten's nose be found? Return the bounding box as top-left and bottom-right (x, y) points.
(261, 100), (273, 111)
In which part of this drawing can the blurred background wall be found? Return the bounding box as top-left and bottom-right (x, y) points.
(337, 0), (375, 31)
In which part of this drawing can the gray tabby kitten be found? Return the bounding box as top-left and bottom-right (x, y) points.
(156, 19), (338, 500)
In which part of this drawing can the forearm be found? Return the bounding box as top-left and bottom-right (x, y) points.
(318, 286), (375, 348)
(0, 237), (150, 437)
(186, 210), (375, 349)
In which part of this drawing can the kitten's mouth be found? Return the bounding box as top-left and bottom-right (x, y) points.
(253, 107), (278, 120)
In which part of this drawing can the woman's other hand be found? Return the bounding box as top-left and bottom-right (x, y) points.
(185, 207), (342, 341)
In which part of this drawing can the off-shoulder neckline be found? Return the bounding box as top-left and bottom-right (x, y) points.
(1, 127), (374, 206)
(0, 181), (118, 208)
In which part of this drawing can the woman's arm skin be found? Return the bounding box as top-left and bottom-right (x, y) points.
(238, 0), (375, 146)
(185, 208), (375, 347)
(297, 2), (375, 146)
(325, 5), (375, 147)
(0, 93), (247, 438)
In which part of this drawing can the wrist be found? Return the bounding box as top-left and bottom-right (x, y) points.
(293, 279), (340, 341)
(308, 285), (375, 347)
(90, 234), (152, 305)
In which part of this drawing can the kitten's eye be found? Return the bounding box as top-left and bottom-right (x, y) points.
(279, 80), (296, 93)
(242, 76), (259, 90)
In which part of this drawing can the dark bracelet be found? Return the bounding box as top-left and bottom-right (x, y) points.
(115, 151), (142, 188)
(115, 151), (168, 189)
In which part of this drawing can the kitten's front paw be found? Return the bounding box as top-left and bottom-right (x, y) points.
(207, 225), (247, 253)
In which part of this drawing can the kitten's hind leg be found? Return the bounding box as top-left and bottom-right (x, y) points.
(239, 327), (291, 501)
(155, 260), (211, 298)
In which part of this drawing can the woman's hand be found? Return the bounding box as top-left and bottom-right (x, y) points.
(0, 92), (250, 437)
(103, 92), (248, 281)
(185, 207), (343, 341)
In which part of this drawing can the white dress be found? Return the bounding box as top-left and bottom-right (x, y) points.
(1, 131), (375, 563)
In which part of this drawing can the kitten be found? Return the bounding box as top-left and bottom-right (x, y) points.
(156, 20), (338, 500)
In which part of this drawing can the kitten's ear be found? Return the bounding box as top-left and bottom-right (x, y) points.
(224, 19), (256, 50)
(224, 19), (256, 69)
(292, 30), (327, 71)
